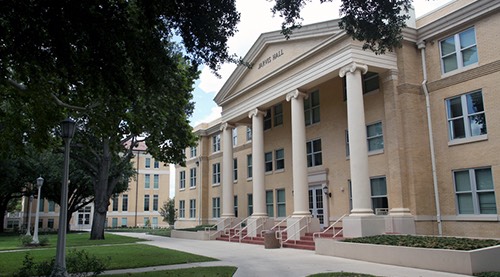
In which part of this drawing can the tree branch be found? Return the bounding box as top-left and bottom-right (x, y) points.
(5, 78), (27, 91)
(50, 93), (88, 111)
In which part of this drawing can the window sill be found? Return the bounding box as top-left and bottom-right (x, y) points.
(247, 177), (253, 182)
(441, 63), (478, 78)
(369, 149), (384, 156)
(212, 183), (221, 187)
(189, 187), (196, 190)
(275, 169), (285, 174)
(179, 188), (186, 192)
(442, 215), (499, 222)
(265, 171), (273, 175)
(448, 135), (487, 146)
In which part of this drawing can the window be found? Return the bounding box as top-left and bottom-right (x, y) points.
(232, 128), (238, 146)
(266, 190), (274, 217)
(145, 158), (151, 168)
(112, 195), (119, 211)
(154, 160), (159, 168)
(304, 90), (320, 126)
(39, 195), (44, 212)
(446, 90), (487, 141)
(440, 27), (477, 73)
(265, 152), (273, 172)
(179, 171), (186, 189)
(189, 199), (196, 218)
(190, 146), (197, 158)
(121, 218), (128, 227)
(144, 195), (150, 211)
(112, 218), (118, 228)
(264, 109), (272, 130)
(48, 219), (54, 229)
(212, 134), (221, 152)
(48, 201), (55, 212)
(190, 168), (197, 188)
(248, 194), (253, 216)
(122, 195), (128, 211)
(234, 195), (238, 217)
(152, 217), (158, 228)
(212, 163), (221, 184)
(247, 154), (253, 179)
(306, 139), (322, 167)
(277, 189), (286, 217)
(153, 195), (159, 211)
(370, 177), (388, 212)
(145, 174), (150, 189)
(233, 158), (238, 181)
(246, 127), (252, 141)
(367, 122), (384, 152)
(179, 200), (185, 218)
(154, 174), (159, 189)
(78, 206), (91, 225)
(144, 217), (150, 226)
(454, 168), (496, 214)
(275, 149), (284, 171)
(274, 103), (283, 127)
(343, 72), (380, 100)
(212, 197), (220, 218)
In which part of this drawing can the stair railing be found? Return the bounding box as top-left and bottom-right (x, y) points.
(260, 215), (291, 237)
(228, 216), (251, 242)
(313, 214), (347, 240)
(276, 216), (311, 247)
(206, 217), (235, 239)
(240, 217), (269, 242)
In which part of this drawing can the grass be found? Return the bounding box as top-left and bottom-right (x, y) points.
(342, 235), (500, 251)
(308, 273), (376, 277)
(106, 227), (172, 237)
(102, 266), (237, 276)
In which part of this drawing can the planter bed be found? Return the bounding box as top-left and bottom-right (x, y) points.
(315, 236), (500, 275)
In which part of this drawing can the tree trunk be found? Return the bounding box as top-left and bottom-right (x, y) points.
(90, 138), (112, 240)
(90, 207), (107, 239)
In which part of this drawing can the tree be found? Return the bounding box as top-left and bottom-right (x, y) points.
(160, 198), (177, 225)
(271, 0), (412, 54)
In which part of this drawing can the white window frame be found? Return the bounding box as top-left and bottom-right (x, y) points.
(179, 171), (186, 190)
(370, 177), (388, 213)
(233, 158), (238, 182)
(189, 199), (196, 218)
(304, 90), (320, 126)
(153, 174), (159, 189)
(153, 194), (159, 211)
(446, 90), (487, 143)
(212, 163), (221, 185)
(246, 127), (252, 142)
(179, 200), (185, 218)
(212, 197), (221, 218)
(275, 148), (285, 171)
(232, 128), (238, 146)
(144, 194), (150, 211)
(306, 138), (322, 167)
(145, 174), (150, 189)
(212, 134), (221, 153)
(145, 158), (151, 168)
(190, 168), (197, 188)
(265, 151), (273, 172)
(247, 154), (253, 179)
(454, 167), (496, 215)
(190, 146), (197, 158)
(367, 122), (384, 153)
(266, 190), (274, 217)
(440, 27), (478, 74)
(276, 189), (286, 217)
(273, 103), (283, 127)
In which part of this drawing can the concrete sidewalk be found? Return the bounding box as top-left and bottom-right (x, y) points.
(105, 232), (472, 277)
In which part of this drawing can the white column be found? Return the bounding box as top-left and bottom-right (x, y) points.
(286, 90), (311, 217)
(248, 109), (267, 217)
(340, 62), (373, 216)
(221, 122), (235, 218)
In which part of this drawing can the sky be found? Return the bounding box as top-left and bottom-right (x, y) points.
(188, 0), (454, 127)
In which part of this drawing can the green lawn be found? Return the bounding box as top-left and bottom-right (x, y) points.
(103, 266), (237, 276)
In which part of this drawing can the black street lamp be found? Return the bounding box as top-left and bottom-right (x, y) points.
(52, 118), (76, 277)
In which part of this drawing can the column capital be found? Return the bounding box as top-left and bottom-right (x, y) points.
(220, 122), (235, 131)
(339, 62), (368, 78)
(248, 108), (266, 119)
(286, 89), (308, 102)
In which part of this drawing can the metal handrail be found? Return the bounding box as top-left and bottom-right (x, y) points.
(205, 217), (234, 239)
(241, 217), (269, 242)
(228, 216), (251, 242)
(260, 215), (291, 237)
(276, 216), (310, 247)
(313, 214), (347, 240)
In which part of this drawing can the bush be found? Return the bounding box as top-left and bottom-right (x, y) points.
(38, 236), (50, 246)
(19, 235), (32, 246)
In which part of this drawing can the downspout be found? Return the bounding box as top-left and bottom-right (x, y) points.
(418, 42), (442, 236)
(135, 150), (139, 227)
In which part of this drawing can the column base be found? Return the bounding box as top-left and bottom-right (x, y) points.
(385, 215), (416, 234)
(389, 208), (412, 216)
(343, 216), (385, 238)
(286, 217), (320, 240)
(217, 217), (239, 231)
(247, 216), (272, 237)
(350, 208), (375, 216)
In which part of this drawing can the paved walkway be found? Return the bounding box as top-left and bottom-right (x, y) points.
(104, 232), (472, 277)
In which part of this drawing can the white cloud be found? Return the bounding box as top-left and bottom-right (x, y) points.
(193, 106), (222, 127)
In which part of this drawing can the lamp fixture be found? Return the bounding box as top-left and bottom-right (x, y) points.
(322, 185), (332, 198)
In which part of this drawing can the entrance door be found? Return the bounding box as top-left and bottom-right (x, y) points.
(309, 186), (324, 228)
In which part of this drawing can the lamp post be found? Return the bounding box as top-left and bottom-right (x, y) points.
(52, 118), (76, 277)
(32, 176), (44, 244)
(26, 195), (33, 236)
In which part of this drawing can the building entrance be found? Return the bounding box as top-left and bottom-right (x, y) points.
(309, 186), (324, 228)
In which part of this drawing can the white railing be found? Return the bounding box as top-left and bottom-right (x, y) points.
(375, 208), (389, 215)
(228, 216), (251, 242)
(313, 214), (347, 240)
(205, 217), (236, 239)
(260, 215), (291, 237)
(276, 216), (310, 247)
(240, 217), (270, 242)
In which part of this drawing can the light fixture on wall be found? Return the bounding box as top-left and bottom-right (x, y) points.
(322, 185), (332, 198)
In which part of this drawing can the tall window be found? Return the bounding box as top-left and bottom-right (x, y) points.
(39, 195), (44, 212)
(265, 152), (273, 172)
(112, 218), (118, 228)
(48, 219), (54, 229)
(122, 194), (128, 211)
(144, 195), (150, 211)
(154, 160), (159, 168)
(212, 134), (221, 152)
(190, 168), (197, 188)
(234, 195), (238, 217)
(275, 149), (284, 171)
(247, 154), (253, 179)
(179, 171), (186, 189)
(152, 217), (158, 228)
(145, 174), (150, 189)
(266, 190), (274, 217)
(179, 200), (185, 218)
(440, 27), (477, 73)
(189, 199), (196, 218)
(112, 195), (119, 211)
(246, 127), (252, 141)
(276, 189), (286, 217)
(145, 158), (151, 168)
(153, 195), (159, 211)
(264, 109), (272, 130)
(212, 163), (221, 184)
(153, 174), (159, 189)
(446, 90), (487, 141)
(304, 90), (320, 126)
(122, 218), (127, 227)
(306, 139), (322, 167)
(48, 201), (55, 212)
(274, 103), (283, 127)
(232, 128), (238, 146)
(212, 197), (220, 218)
(370, 177), (388, 212)
(78, 206), (91, 225)
(247, 194), (253, 216)
(454, 168), (496, 214)
(367, 122), (384, 152)
(190, 146), (197, 158)
(233, 158), (238, 181)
